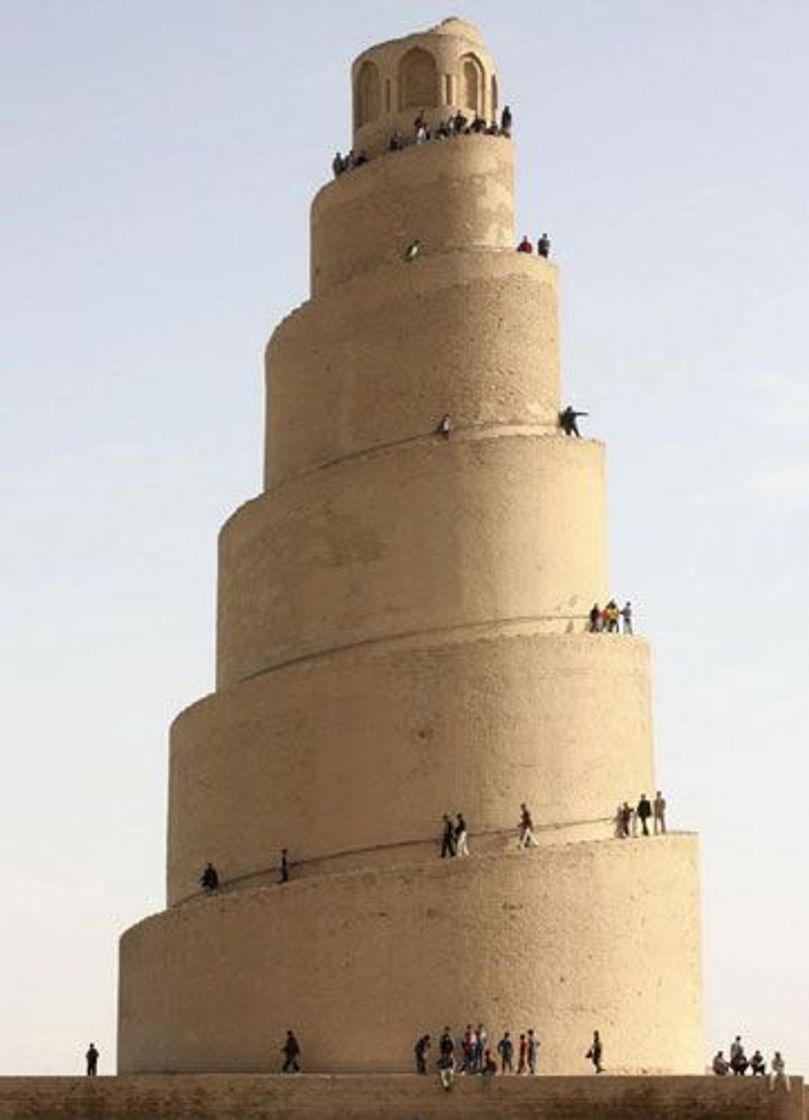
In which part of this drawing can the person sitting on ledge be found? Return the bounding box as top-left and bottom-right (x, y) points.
(769, 1051), (789, 1091)
(389, 130), (404, 151)
(537, 232), (551, 258)
(750, 1050), (767, 1076)
(486, 120), (500, 135)
(559, 404), (588, 436)
(200, 861), (219, 893)
(471, 113), (487, 133)
(712, 1050), (730, 1076)
(353, 149), (368, 166)
(517, 234), (533, 253)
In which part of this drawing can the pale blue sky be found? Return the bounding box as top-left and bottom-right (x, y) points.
(1, 0), (807, 1076)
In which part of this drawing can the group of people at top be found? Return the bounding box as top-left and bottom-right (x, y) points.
(589, 600), (632, 634)
(713, 1037), (790, 1090)
(331, 105), (513, 178)
(615, 792), (666, 838)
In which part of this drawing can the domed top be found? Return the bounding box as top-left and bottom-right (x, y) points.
(429, 17), (483, 42)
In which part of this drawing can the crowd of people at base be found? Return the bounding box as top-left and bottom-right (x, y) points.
(713, 1037), (790, 1090)
(332, 105), (513, 178)
(615, 791), (667, 838)
(589, 599), (632, 634)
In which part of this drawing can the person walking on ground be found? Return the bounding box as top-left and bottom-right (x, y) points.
(636, 794), (652, 836)
(279, 848), (290, 883)
(475, 1023), (488, 1071)
(439, 1027), (454, 1063)
(537, 233), (551, 258)
(518, 802), (538, 849)
(440, 813), (456, 858)
(653, 791), (667, 834)
(461, 1024), (476, 1073)
(769, 1051), (789, 1092)
(559, 405), (588, 437)
(200, 862), (219, 893)
(414, 1034), (430, 1074)
(455, 813), (470, 856)
(517, 1033), (528, 1074)
(620, 600), (633, 634)
(85, 1043), (99, 1077)
(437, 1051), (456, 1091)
(281, 1030), (301, 1073)
(586, 1030), (603, 1073)
(527, 1029), (540, 1074)
(497, 1031), (514, 1074)
(750, 1050), (766, 1076)
(712, 1050), (730, 1076)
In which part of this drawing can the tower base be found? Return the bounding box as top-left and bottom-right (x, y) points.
(0, 1074), (803, 1120)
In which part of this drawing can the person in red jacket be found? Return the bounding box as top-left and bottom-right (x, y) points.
(517, 234), (533, 253)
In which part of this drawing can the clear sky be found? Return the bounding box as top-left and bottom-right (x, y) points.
(1, 0), (807, 1077)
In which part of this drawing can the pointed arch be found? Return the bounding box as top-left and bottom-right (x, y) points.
(398, 47), (438, 109)
(460, 53), (484, 114)
(355, 60), (381, 128)
(491, 73), (499, 117)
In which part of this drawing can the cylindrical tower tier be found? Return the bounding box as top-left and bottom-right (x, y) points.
(120, 837), (702, 1075)
(349, 20), (502, 161)
(218, 435), (607, 689)
(168, 632), (654, 906)
(311, 134), (514, 296)
(267, 249), (559, 485)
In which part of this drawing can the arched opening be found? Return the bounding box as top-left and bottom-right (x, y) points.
(398, 47), (438, 109)
(460, 54), (484, 114)
(355, 60), (381, 128)
(491, 74), (499, 117)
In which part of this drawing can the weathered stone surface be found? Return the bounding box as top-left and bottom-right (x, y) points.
(0, 1075), (803, 1120)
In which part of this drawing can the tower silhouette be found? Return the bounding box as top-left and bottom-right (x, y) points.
(118, 19), (702, 1075)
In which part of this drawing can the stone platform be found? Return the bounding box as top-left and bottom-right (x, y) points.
(0, 1074), (804, 1119)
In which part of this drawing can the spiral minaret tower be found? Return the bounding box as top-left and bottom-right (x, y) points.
(118, 18), (703, 1075)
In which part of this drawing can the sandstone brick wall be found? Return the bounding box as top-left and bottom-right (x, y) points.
(0, 1074), (803, 1120)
